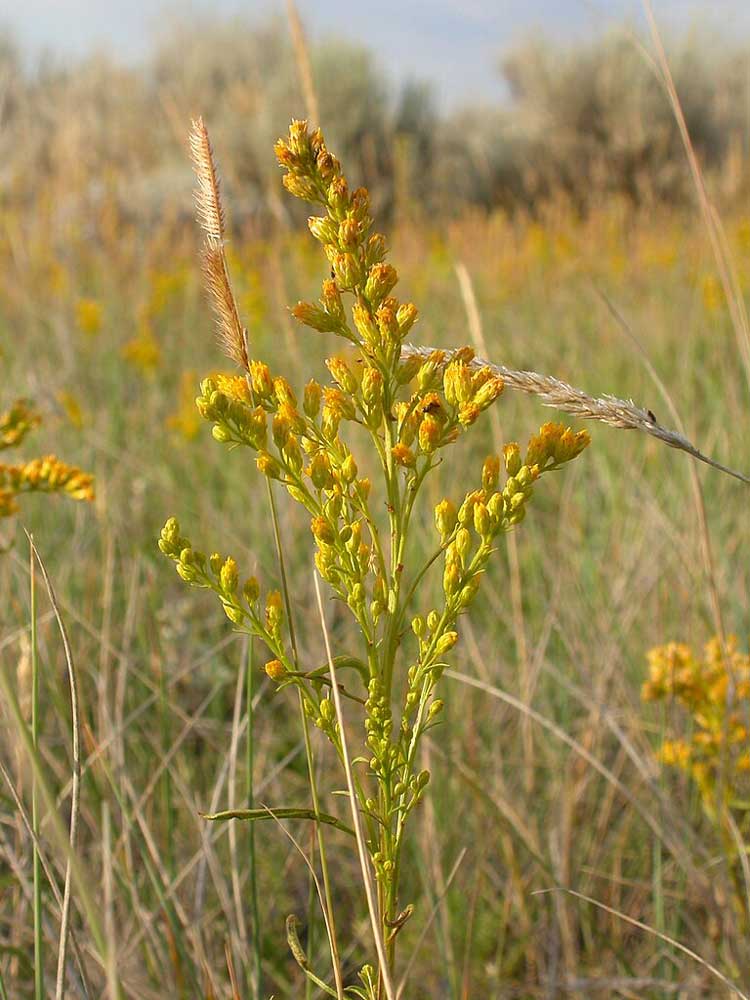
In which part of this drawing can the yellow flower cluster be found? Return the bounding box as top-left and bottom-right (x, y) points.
(167, 370), (203, 440)
(0, 398), (94, 518)
(122, 316), (161, 374)
(0, 454), (95, 517)
(75, 297), (103, 336)
(0, 398), (40, 451)
(643, 636), (750, 812)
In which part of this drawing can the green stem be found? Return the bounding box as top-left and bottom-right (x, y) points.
(246, 638), (262, 999)
(264, 479), (345, 1000)
(30, 539), (43, 1000)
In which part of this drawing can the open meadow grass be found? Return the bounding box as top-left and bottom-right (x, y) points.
(2, 16), (750, 1000)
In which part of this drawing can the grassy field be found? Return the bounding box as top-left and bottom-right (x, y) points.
(2, 96), (750, 997)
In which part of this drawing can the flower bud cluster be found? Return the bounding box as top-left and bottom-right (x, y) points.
(442, 355), (504, 428)
(1, 398), (41, 451)
(158, 516), (266, 628)
(0, 454), (95, 517)
(275, 119), (418, 366)
(525, 421), (590, 471)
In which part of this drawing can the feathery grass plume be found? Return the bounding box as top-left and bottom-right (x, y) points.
(188, 117), (248, 369)
(400, 343), (750, 484)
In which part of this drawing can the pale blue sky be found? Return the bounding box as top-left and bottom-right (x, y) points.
(2, 1), (749, 106)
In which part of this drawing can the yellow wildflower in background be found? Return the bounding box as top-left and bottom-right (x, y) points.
(75, 297), (103, 336)
(1, 399), (40, 450)
(699, 273), (725, 314)
(57, 390), (87, 429)
(122, 318), (161, 374)
(167, 371), (202, 441)
(643, 635), (750, 815)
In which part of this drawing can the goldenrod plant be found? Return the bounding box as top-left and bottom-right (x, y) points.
(159, 118), (589, 997)
(0, 398), (94, 518)
(643, 635), (750, 927)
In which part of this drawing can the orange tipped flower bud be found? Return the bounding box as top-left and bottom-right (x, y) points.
(418, 414), (442, 454)
(352, 300), (379, 345)
(443, 361), (472, 406)
(395, 354), (422, 385)
(220, 557), (239, 595)
(473, 376), (504, 410)
(365, 263), (398, 308)
(311, 516), (336, 545)
(265, 659), (287, 681)
(341, 454), (358, 483)
(396, 302), (418, 335)
(291, 300), (337, 333)
(364, 232), (387, 267)
(435, 631), (458, 655)
(331, 252), (361, 289)
(243, 576), (260, 604)
(503, 443), (522, 477)
(362, 367), (383, 409)
(328, 176), (350, 218)
(320, 279), (345, 324)
(249, 361), (274, 401)
(309, 452), (334, 490)
(434, 498), (457, 540)
(303, 380), (322, 418)
(482, 455), (500, 492)
(256, 452), (282, 480)
(265, 590), (283, 631)
(338, 218), (361, 251)
(355, 477), (371, 501)
(473, 502), (490, 537)
(308, 215), (338, 245)
(391, 443), (416, 468)
(326, 356), (358, 394)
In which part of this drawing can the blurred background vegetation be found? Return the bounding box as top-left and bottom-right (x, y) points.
(2, 17), (749, 228)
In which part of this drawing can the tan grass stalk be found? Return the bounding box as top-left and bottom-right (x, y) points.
(313, 572), (397, 1000)
(642, 0), (750, 390)
(286, 0), (320, 125)
(188, 118), (248, 369)
(400, 342), (750, 484)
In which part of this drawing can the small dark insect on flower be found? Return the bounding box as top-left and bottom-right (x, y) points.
(647, 409), (657, 423)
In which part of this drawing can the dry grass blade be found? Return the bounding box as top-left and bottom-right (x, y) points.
(286, 0), (319, 125)
(25, 535), (83, 1000)
(188, 118), (248, 369)
(533, 887), (750, 1000)
(401, 342), (750, 484)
